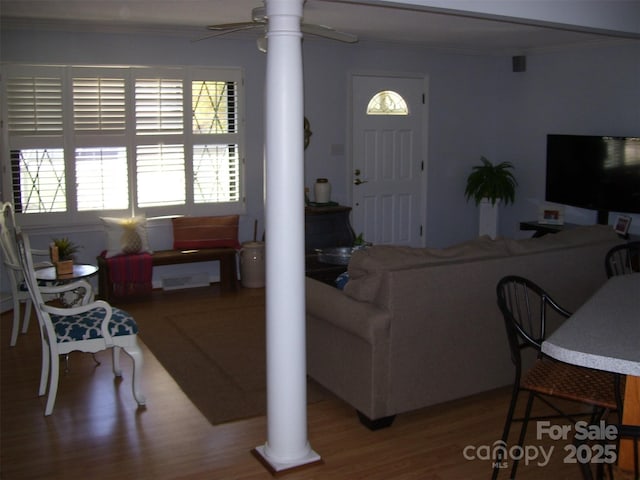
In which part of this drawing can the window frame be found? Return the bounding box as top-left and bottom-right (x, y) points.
(1, 64), (246, 227)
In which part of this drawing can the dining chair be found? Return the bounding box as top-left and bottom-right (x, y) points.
(493, 275), (621, 480)
(15, 229), (146, 416)
(0, 202), (52, 346)
(604, 241), (640, 278)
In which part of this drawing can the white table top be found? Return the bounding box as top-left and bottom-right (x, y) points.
(542, 273), (640, 376)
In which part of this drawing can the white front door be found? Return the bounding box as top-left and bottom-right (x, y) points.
(351, 74), (426, 247)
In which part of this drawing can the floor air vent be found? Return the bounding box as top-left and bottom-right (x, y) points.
(161, 272), (210, 291)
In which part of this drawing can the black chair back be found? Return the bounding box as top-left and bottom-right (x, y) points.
(496, 275), (571, 369)
(605, 241), (640, 278)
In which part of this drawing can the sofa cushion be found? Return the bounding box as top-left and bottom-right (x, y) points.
(345, 236), (510, 303)
(350, 236), (509, 275)
(343, 225), (619, 304)
(504, 225), (619, 255)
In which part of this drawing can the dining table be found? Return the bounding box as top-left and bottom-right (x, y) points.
(542, 272), (639, 473)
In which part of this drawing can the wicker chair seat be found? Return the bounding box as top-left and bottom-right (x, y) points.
(522, 358), (621, 410)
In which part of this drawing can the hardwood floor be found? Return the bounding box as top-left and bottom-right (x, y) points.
(0, 285), (608, 479)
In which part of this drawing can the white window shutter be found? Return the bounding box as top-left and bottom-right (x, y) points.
(135, 78), (183, 134)
(136, 144), (186, 207)
(76, 147), (129, 211)
(73, 77), (126, 132)
(6, 76), (63, 134)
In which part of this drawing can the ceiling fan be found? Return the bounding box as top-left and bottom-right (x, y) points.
(200, 6), (358, 50)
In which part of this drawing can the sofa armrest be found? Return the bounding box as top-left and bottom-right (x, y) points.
(305, 277), (390, 344)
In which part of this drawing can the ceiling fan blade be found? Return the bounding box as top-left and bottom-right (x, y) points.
(207, 22), (256, 31)
(192, 25), (259, 43)
(301, 23), (358, 43)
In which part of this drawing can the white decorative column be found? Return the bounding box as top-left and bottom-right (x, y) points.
(252, 0), (321, 473)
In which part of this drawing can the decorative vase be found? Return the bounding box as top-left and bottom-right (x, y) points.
(49, 244), (59, 263)
(314, 178), (331, 204)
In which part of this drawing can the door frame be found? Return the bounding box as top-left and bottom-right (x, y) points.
(346, 70), (430, 247)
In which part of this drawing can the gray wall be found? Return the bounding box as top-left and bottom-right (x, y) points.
(2, 26), (639, 298)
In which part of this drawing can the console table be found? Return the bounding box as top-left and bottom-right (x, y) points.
(305, 205), (355, 284)
(521, 221), (639, 240)
(519, 221), (582, 237)
(305, 205), (355, 253)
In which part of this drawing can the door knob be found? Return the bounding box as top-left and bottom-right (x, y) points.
(353, 178), (368, 185)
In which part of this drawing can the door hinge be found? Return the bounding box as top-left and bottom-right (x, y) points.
(419, 225), (423, 236)
(422, 93), (425, 104)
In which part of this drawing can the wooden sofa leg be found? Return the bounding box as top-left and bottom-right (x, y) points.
(357, 411), (396, 430)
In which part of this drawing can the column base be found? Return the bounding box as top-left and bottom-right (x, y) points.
(251, 445), (323, 476)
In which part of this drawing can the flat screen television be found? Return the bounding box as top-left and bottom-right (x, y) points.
(545, 134), (640, 222)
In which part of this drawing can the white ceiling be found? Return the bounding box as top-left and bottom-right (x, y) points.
(2, 0), (639, 54)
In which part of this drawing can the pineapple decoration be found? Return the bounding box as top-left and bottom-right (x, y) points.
(120, 218), (143, 254)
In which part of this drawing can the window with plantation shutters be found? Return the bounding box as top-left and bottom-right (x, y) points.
(2, 64), (245, 224)
(72, 71), (129, 211)
(6, 71), (65, 213)
(136, 144), (186, 207)
(6, 75), (63, 134)
(76, 147), (129, 211)
(193, 144), (239, 203)
(192, 80), (240, 203)
(135, 78), (183, 134)
(11, 148), (66, 213)
(192, 81), (237, 134)
(73, 77), (126, 132)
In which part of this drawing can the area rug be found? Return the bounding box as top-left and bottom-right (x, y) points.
(133, 292), (328, 425)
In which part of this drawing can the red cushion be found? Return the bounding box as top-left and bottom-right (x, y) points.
(172, 216), (240, 250)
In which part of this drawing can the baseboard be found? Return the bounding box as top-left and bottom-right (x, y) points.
(0, 294), (13, 314)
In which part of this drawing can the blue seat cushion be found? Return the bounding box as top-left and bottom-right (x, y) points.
(51, 307), (138, 342)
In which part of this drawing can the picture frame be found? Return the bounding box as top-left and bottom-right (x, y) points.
(538, 204), (565, 225)
(613, 215), (632, 236)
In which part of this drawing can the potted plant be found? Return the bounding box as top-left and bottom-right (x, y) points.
(465, 156), (517, 238)
(51, 237), (81, 275)
(464, 156), (517, 206)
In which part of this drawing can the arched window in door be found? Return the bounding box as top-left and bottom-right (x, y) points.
(366, 90), (408, 115)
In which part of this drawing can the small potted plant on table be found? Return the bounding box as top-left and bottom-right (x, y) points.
(51, 237), (81, 276)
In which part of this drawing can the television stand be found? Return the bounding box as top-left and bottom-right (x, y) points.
(519, 221), (582, 237)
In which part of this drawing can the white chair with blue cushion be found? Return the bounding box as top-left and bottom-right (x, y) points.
(0, 202), (52, 346)
(16, 230), (146, 416)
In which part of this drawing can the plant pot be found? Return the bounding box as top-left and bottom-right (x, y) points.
(55, 260), (74, 276)
(479, 198), (499, 239)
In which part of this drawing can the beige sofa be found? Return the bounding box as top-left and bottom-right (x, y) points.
(305, 225), (624, 429)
